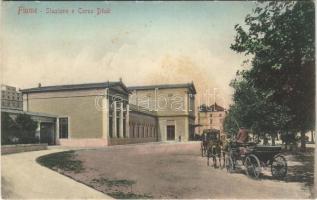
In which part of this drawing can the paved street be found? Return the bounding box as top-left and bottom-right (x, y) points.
(1, 148), (111, 199)
(54, 142), (312, 199)
(1, 142), (314, 199)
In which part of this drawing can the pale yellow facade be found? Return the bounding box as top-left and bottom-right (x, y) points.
(21, 81), (196, 146)
(198, 106), (226, 135)
(129, 84), (196, 142)
(24, 89), (105, 139)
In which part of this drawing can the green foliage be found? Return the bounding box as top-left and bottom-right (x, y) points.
(91, 178), (152, 199)
(15, 114), (38, 144)
(91, 178), (136, 187)
(280, 132), (299, 145)
(1, 112), (17, 144)
(1, 112), (38, 145)
(37, 151), (84, 173)
(227, 1), (315, 148)
(107, 191), (153, 199)
(224, 75), (292, 138)
(223, 105), (239, 136)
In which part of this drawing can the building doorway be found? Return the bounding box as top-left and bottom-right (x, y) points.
(40, 122), (56, 145)
(167, 125), (175, 141)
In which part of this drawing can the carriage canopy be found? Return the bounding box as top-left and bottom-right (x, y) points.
(202, 129), (220, 141)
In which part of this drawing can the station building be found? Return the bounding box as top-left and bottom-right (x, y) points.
(20, 80), (196, 146)
(197, 103), (226, 135)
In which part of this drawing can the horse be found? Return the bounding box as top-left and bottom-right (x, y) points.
(201, 133), (209, 157)
(207, 135), (228, 168)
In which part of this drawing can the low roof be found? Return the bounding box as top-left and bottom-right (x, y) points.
(1, 108), (58, 118)
(128, 83), (197, 94)
(21, 81), (130, 94)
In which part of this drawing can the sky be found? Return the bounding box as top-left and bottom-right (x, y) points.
(1, 1), (257, 108)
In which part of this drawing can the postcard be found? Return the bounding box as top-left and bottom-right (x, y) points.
(1, 1), (315, 199)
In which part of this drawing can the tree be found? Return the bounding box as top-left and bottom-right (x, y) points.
(1, 112), (17, 144)
(15, 114), (38, 144)
(231, 1), (315, 150)
(223, 105), (239, 137)
(1, 113), (37, 144)
(224, 72), (292, 145)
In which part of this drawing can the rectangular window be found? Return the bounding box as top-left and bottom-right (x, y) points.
(123, 118), (126, 137)
(137, 125), (140, 138)
(135, 125), (138, 138)
(59, 118), (69, 138)
(116, 118), (120, 137)
(140, 125), (143, 137)
(144, 126), (147, 137)
(109, 116), (113, 137)
(130, 123), (134, 138)
(150, 126), (152, 137)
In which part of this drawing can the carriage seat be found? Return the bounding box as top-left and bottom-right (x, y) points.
(230, 141), (257, 148)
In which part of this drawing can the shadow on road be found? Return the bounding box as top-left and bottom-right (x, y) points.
(286, 148), (314, 198)
(261, 147), (315, 198)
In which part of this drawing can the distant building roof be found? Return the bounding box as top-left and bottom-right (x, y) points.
(199, 103), (226, 112)
(1, 84), (18, 91)
(21, 81), (130, 94)
(128, 83), (197, 94)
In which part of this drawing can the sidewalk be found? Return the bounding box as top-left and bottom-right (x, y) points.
(1, 148), (112, 199)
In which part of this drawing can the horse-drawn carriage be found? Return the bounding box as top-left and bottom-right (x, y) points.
(200, 130), (210, 157)
(200, 129), (225, 168)
(225, 141), (287, 179)
(201, 129), (288, 179)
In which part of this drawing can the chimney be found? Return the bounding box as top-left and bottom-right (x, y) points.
(38, 83), (42, 88)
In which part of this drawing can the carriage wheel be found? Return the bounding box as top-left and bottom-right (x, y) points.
(225, 156), (234, 173)
(271, 155), (287, 179)
(245, 154), (261, 179)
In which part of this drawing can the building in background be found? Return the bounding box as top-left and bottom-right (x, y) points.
(21, 80), (196, 146)
(1, 84), (23, 111)
(197, 103), (226, 135)
(1, 85), (57, 145)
